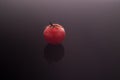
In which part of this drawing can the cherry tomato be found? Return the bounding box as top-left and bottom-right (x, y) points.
(43, 23), (65, 45)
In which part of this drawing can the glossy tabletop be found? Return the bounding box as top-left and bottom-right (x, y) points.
(0, 0), (120, 80)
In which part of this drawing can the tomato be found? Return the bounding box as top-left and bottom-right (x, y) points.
(43, 22), (65, 45)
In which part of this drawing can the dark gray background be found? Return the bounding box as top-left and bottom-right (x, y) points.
(0, 0), (120, 80)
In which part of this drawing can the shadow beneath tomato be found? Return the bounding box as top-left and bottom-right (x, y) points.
(44, 44), (64, 63)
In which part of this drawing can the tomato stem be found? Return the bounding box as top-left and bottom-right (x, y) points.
(49, 22), (53, 26)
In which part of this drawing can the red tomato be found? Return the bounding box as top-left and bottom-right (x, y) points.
(43, 23), (65, 45)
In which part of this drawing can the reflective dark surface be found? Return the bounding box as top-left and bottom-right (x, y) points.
(0, 0), (120, 80)
(44, 44), (64, 63)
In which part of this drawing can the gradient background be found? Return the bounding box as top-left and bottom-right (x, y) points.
(0, 0), (120, 80)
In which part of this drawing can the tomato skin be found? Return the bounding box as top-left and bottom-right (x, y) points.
(43, 24), (65, 45)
